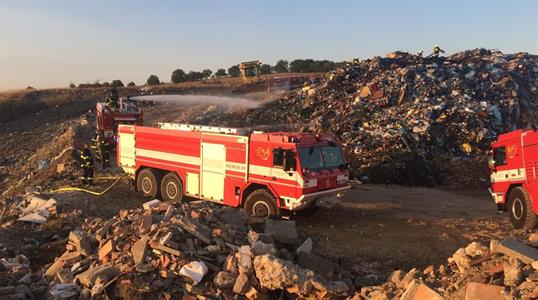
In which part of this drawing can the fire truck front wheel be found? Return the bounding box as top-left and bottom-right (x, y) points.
(137, 168), (162, 199)
(161, 172), (183, 203)
(244, 189), (279, 219)
(508, 187), (537, 230)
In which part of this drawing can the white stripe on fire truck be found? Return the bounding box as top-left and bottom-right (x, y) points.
(249, 165), (304, 187)
(490, 168), (526, 183)
(136, 149), (200, 166)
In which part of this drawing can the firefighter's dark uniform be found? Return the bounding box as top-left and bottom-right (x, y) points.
(432, 46), (445, 57)
(106, 89), (119, 110)
(97, 138), (110, 169)
(80, 147), (94, 185)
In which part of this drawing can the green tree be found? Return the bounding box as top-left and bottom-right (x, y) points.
(260, 64), (271, 75)
(215, 68), (227, 77)
(69, 82), (76, 88)
(273, 60), (289, 73)
(146, 75), (160, 85)
(201, 69), (213, 79)
(111, 80), (124, 88)
(127, 81), (136, 87)
(171, 69), (187, 83)
(187, 71), (203, 81)
(228, 65), (241, 77)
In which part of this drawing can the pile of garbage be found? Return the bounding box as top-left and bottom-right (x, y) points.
(198, 49), (538, 186)
(352, 237), (538, 300)
(36, 200), (356, 299)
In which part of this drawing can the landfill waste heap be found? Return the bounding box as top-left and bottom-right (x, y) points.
(195, 49), (538, 187)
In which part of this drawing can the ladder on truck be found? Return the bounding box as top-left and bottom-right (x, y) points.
(157, 123), (252, 136)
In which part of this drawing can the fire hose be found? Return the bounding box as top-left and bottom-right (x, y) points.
(50, 175), (126, 196)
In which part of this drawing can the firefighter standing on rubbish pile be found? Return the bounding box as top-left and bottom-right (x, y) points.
(79, 144), (94, 185)
(431, 45), (445, 57)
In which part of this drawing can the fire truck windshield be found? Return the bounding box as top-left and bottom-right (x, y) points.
(298, 146), (345, 171)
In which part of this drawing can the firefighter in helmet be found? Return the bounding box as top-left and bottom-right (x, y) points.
(97, 135), (111, 169)
(106, 88), (119, 110)
(79, 144), (94, 185)
(431, 45), (445, 57)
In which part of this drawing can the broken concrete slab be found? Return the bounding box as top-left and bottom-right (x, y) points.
(142, 199), (162, 211)
(465, 282), (504, 300)
(131, 237), (149, 264)
(45, 251), (82, 279)
(264, 219), (298, 244)
(497, 238), (538, 264)
(17, 196), (56, 224)
(213, 271), (236, 289)
(174, 217), (211, 244)
(68, 229), (92, 256)
(49, 283), (79, 299)
(98, 239), (114, 262)
(179, 260), (208, 285)
(75, 263), (119, 287)
(251, 241), (276, 256)
(233, 272), (250, 294)
(150, 241), (182, 257)
(400, 280), (443, 300)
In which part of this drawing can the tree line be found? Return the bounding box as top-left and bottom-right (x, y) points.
(69, 58), (344, 87)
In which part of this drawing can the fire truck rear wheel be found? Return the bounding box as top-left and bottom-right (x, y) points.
(161, 172), (183, 203)
(508, 187), (537, 230)
(137, 168), (162, 198)
(244, 189), (279, 219)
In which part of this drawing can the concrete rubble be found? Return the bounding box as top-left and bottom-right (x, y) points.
(351, 237), (538, 300)
(31, 201), (356, 299)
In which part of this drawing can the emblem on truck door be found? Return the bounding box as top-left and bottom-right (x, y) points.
(255, 147), (270, 161)
(507, 145), (519, 159)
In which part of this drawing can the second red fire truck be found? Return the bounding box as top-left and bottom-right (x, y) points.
(117, 123), (350, 217)
(488, 128), (538, 229)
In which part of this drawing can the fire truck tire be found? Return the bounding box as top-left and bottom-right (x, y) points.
(244, 189), (279, 218)
(137, 168), (161, 198)
(161, 172), (183, 203)
(508, 187), (537, 230)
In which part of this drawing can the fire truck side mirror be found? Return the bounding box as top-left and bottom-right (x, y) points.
(283, 150), (296, 172)
(486, 150), (496, 171)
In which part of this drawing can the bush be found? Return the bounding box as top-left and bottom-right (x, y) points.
(273, 60), (289, 73)
(201, 69), (212, 79)
(228, 65), (241, 77)
(215, 69), (227, 77)
(146, 75), (160, 86)
(127, 81), (136, 87)
(260, 64), (272, 75)
(171, 69), (187, 83)
(187, 71), (203, 81)
(111, 80), (124, 88)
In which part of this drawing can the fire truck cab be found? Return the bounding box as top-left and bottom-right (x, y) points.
(96, 98), (143, 144)
(117, 123), (350, 217)
(488, 129), (538, 229)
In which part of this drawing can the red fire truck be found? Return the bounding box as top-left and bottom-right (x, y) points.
(96, 98), (143, 144)
(117, 123), (350, 217)
(488, 129), (538, 229)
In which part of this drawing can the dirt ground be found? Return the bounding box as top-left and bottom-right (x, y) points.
(296, 184), (523, 277)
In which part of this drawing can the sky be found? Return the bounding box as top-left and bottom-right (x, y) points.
(0, 0), (537, 91)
